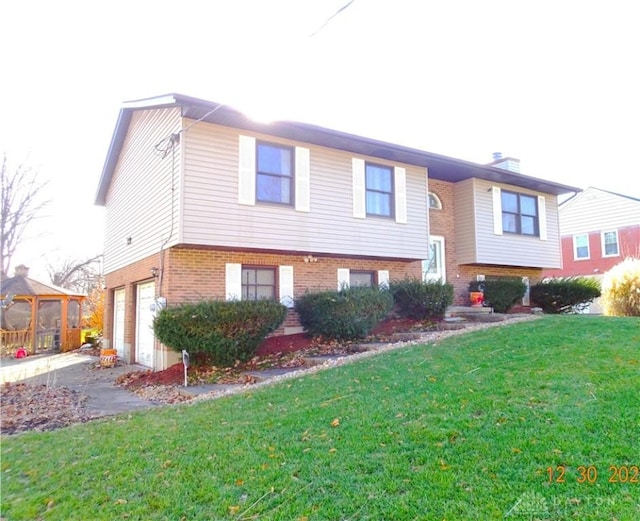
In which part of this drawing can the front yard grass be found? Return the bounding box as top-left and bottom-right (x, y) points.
(1, 315), (639, 520)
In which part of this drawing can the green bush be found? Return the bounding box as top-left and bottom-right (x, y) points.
(294, 286), (393, 341)
(389, 278), (454, 319)
(153, 299), (287, 367)
(470, 278), (527, 313)
(601, 257), (640, 316)
(531, 277), (601, 314)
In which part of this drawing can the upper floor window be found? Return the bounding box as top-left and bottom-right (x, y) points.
(365, 163), (394, 217)
(428, 192), (442, 210)
(573, 234), (589, 259)
(349, 270), (375, 287)
(241, 267), (276, 301)
(256, 142), (293, 205)
(501, 190), (539, 236)
(602, 230), (619, 257)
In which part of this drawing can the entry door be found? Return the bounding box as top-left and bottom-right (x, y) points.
(422, 235), (446, 282)
(113, 289), (125, 358)
(135, 282), (156, 368)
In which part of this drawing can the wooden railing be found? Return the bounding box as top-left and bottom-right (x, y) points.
(0, 329), (33, 356)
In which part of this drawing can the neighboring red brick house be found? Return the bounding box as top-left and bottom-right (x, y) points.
(543, 187), (640, 312)
(96, 94), (578, 370)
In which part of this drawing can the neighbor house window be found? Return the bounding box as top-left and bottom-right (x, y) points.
(366, 163), (394, 217)
(602, 230), (619, 257)
(256, 142), (293, 205)
(428, 192), (442, 210)
(350, 271), (375, 287)
(501, 190), (539, 236)
(573, 234), (589, 259)
(241, 267), (276, 300)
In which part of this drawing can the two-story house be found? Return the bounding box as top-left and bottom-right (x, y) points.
(96, 94), (578, 371)
(543, 187), (640, 312)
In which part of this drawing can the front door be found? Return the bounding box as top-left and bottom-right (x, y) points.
(113, 288), (125, 358)
(135, 282), (155, 368)
(422, 235), (446, 282)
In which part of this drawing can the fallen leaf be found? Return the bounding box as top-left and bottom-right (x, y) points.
(228, 505), (240, 515)
(331, 418), (340, 427)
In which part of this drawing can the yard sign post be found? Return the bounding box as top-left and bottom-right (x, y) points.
(182, 350), (189, 387)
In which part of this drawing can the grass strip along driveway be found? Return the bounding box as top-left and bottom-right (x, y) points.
(1, 315), (639, 520)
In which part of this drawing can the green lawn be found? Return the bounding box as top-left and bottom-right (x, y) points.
(1, 316), (639, 520)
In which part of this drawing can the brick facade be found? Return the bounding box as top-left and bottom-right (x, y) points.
(103, 247), (422, 368)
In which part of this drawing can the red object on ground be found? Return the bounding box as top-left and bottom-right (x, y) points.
(15, 347), (27, 359)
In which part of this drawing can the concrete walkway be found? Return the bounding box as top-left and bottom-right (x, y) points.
(0, 351), (158, 417)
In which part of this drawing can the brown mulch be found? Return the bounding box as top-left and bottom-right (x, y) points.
(0, 382), (98, 435)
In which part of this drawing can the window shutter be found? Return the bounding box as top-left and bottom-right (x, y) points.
(352, 158), (366, 218)
(295, 146), (310, 212)
(538, 196), (547, 240)
(377, 270), (390, 289)
(337, 268), (350, 290)
(238, 135), (256, 206)
(225, 263), (242, 301)
(279, 265), (294, 308)
(492, 186), (503, 235)
(394, 167), (407, 224)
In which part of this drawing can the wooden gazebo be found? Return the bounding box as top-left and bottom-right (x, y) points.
(1, 265), (86, 356)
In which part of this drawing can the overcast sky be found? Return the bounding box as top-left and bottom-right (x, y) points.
(2, 0), (639, 281)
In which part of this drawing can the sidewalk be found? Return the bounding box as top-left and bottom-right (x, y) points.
(0, 351), (158, 417)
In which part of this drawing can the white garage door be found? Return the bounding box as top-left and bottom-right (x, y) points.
(113, 288), (125, 358)
(136, 282), (156, 368)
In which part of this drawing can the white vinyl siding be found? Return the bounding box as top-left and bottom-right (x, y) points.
(182, 123), (428, 259)
(279, 265), (294, 308)
(225, 263), (242, 300)
(103, 107), (182, 274)
(455, 179), (561, 268)
(558, 187), (640, 236)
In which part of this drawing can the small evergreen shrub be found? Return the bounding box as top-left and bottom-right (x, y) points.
(601, 257), (640, 316)
(531, 277), (601, 314)
(471, 278), (527, 313)
(294, 286), (393, 341)
(389, 278), (454, 319)
(153, 299), (287, 367)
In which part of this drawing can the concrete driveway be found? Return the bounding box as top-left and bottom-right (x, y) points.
(0, 351), (158, 417)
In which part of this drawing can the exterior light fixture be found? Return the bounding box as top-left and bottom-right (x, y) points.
(150, 267), (159, 278)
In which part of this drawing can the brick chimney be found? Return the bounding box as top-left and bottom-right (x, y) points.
(14, 264), (30, 277)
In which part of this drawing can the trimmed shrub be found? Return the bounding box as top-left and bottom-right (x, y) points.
(389, 278), (454, 319)
(601, 257), (640, 316)
(531, 277), (601, 314)
(471, 278), (527, 313)
(153, 299), (287, 367)
(294, 286), (394, 341)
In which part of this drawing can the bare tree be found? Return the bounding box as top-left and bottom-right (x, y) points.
(48, 255), (103, 294)
(0, 154), (50, 278)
